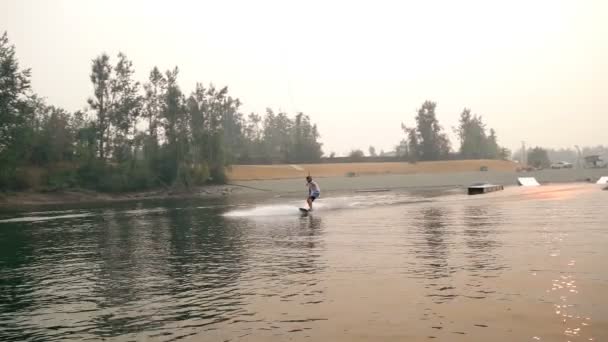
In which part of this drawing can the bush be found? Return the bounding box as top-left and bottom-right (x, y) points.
(45, 169), (77, 190)
(96, 172), (126, 193)
(126, 164), (156, 191)
(191, 163), (210, 186)
(77, 160), (108, 189)
(208, 165), (227, 184)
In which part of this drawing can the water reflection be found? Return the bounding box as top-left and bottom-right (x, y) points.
(463, 205), (505, 275)
(1, 188), (607, 341)
(411, 207), (453, 281)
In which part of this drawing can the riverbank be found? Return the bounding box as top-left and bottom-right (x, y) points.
(0, 185), (246, 209)
(2, 162), (606, 208)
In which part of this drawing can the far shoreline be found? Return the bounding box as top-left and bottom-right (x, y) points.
(1, 164), (606, 210)
(0, 185), (248, 210)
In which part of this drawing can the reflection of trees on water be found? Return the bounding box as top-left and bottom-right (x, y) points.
(411, 206), (453, 280)
(0, 221), (37, 336)
(462, 205), (505, 277)
(92, 203), (251, 337)
(0, 203), (327, 340)
(409, 206), (463, 305)
(92, 206), (326, 339)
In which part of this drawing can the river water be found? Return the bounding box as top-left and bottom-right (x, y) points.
(1, 184), (606, 341)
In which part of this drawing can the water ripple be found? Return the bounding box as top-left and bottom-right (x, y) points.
(1, 186), (607, 341)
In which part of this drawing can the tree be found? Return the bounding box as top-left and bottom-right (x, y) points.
(30, 104), (75, 165)
(262, 109), (292, 163)
(368, 146), (377, 157)
(486, 128), (500, 159)
(143, 67), (166, 143)
(221, 95), (245, 165)
(160, 67), (188, 184)
(400, 123), (420, 162)
(109, 52), (142, 163)
(72, 110), (96, 164)
(142, 66), (166, 169)
(0, 31), (32, 150)
(499, 147), (511, 160)
(0, 32), (34, 188)
(88, 54), (112, 160)
(349, 149), (365, 161)
(292, 113), (322, 162)
(456, 108), (486, 159)
(413, 101), (450, 160)
(455, 108), (502, 159)
(527, 147), (551, 169)
(0, 32), (326, 192)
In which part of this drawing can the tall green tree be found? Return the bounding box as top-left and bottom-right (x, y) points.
(414, 101), (450, 160)
(142, 66), (166, 172)
(241, 112), (263, 161)
(400, 101), (449, 161)
(109, 53), (142, 163)
(291, 112), (322, 162)
(87, 54), (112, 160)
(205, 85), (228, 181)
(403, 124), (420, 162)
(72, 110), (97, 164)
(143, 67), (166, 143)
(0, 32), (33, 188)
(455, 108), (501, 159)
(187, 82), (208, 166)
(160, 67), (188, 184)
(457, 109), (487, 158)
(262, 109), (293, 162)
(486, 128), (500, 159)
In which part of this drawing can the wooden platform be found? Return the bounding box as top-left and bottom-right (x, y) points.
(467, 183), (504, 195)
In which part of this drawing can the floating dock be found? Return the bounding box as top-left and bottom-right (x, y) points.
(468, 183), (504, 195)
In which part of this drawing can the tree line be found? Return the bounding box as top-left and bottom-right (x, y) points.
(0, 32), (322, 192)
(514, 145), (608, 169)
(395, 101), (509, 162)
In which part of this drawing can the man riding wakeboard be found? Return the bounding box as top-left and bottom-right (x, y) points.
(305, 176), (321, 211)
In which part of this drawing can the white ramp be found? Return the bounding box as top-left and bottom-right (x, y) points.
(518, 177), (540, 186)
(597, 176), (608, 185)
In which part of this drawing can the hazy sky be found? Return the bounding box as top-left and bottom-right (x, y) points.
(2, 0), (607, 155)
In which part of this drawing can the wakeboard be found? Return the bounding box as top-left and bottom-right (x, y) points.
(299, 208), (309, 214)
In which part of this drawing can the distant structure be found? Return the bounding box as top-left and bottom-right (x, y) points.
(584, 155), (605, 168)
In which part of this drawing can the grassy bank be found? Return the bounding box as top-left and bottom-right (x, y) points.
(227, 159), (518, 181)
(0, 185), (242, 208)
